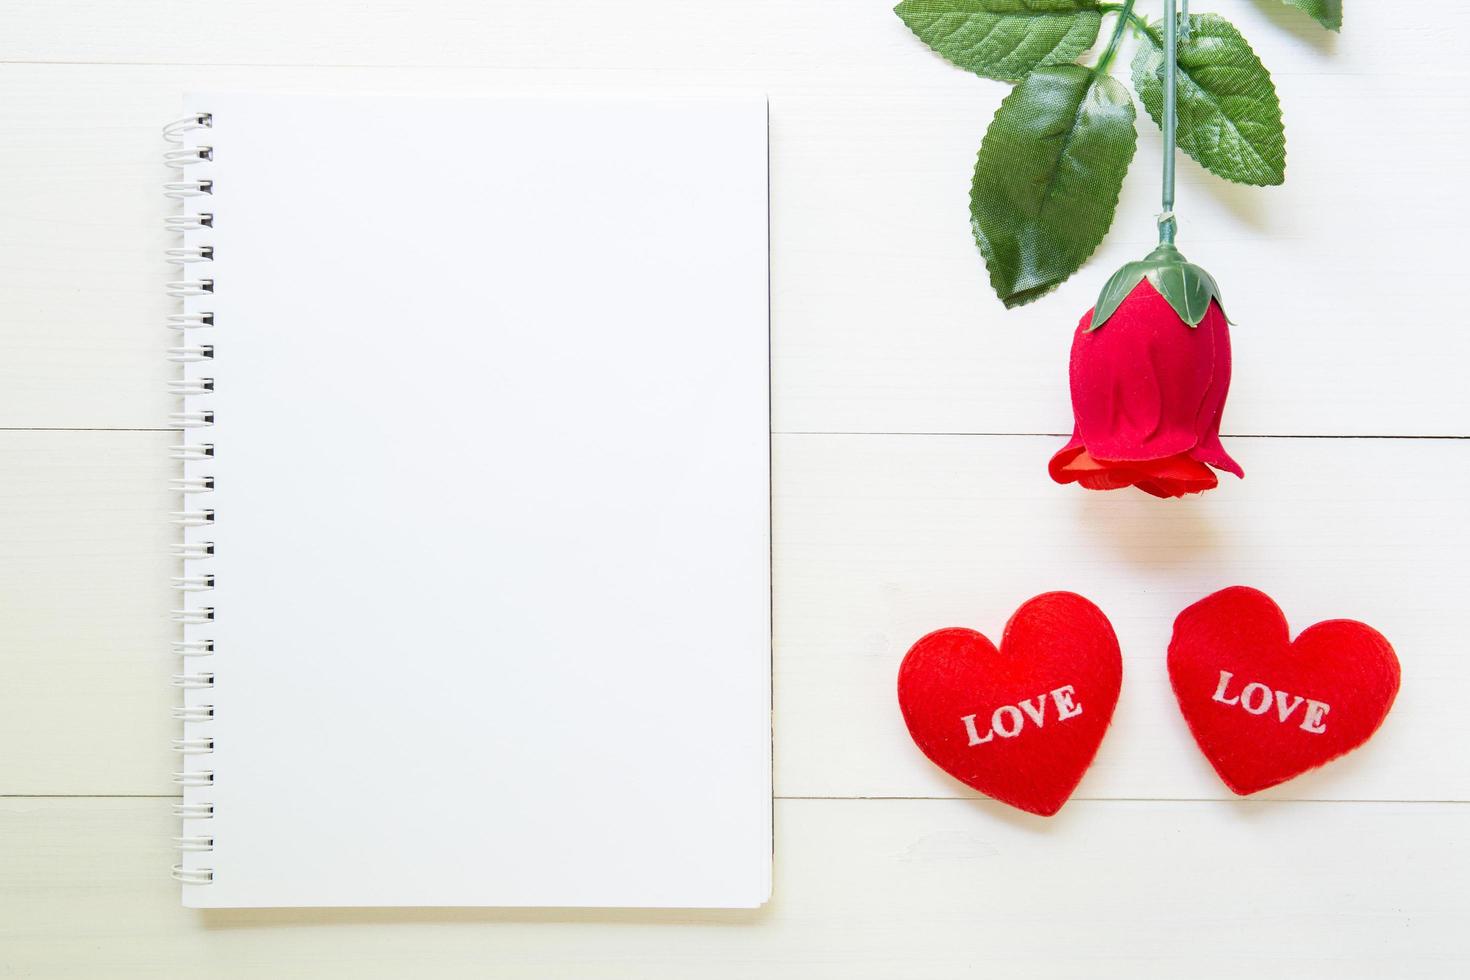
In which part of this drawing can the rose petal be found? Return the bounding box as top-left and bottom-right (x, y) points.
(1049, 446), (1219, 498)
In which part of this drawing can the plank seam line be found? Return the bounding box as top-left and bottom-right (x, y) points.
(780, 432), (1470, 441)
(779, 795), (1470, 804)
(2, 794), (1465, 805)
(0, 58), (1392, 77)
(2, 428), (1467, 440)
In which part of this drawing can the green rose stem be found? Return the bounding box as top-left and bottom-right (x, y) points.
(1087, 0), (1226, 332)
(905, 0), (1295, 308)
(1160, 0), (1179, 246)
(1096, 0), (1184, 246)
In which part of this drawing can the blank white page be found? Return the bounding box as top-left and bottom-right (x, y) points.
(173, 92), (770, 908)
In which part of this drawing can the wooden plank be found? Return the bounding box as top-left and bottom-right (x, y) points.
(0, 431), (176, 794)
(0, 0), (1445, 74)
(1, 796), (1465, 978)
(0, 2), (1462, 968)
(0, 54), (1465, 433)
(774, 434), (1470, 802)
(3, 431), (1464, 802)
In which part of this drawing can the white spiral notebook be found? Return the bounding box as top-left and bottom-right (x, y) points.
(165, 92), (771, 909)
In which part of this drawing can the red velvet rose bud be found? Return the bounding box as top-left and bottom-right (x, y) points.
(1049, 245), (1242, 499)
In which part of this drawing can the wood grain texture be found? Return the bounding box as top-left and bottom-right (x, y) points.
(4, 432), (1463, 802)
(0, 0), (1436, 72)
(0, 3), (1466, 432)
(2, 0), (1468, 971)
(775, 434), (1470, 803)
(0, 432), (176, 795)
(2, 797), (1466, 979)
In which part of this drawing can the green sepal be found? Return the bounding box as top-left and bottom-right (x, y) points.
(1087, 244), (1226, 331)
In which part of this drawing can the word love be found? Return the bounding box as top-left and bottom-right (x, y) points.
(1211, 669), (1330, 735)
(1169, 587), (1400, 796)
(961, 685), (1082, 746)
(897, 594), (1123, 816)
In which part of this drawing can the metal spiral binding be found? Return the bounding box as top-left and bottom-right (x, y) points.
(165, 111), (216, 887)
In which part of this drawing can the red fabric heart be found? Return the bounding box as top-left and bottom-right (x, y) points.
(897, 593), (1122, 816)
(1168, 586), (1400, 795)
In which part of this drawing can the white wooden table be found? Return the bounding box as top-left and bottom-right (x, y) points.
(2, 2), (1467, 976)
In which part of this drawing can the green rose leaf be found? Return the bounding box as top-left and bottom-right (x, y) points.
(1133, 13), (1286, 187)
(971, 64), (1137, 307)
(1280, 0), (1342, 32)
(894, 1), (1104, 83)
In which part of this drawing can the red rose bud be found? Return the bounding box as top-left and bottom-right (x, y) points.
(1049, 246), (1242, 499)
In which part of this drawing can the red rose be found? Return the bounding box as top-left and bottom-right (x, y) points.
(1049, 247), (1242, 499)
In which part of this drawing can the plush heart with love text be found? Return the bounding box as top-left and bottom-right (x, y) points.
(1168, 586), (1400, 796)
(897, 593), (1123, 817)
